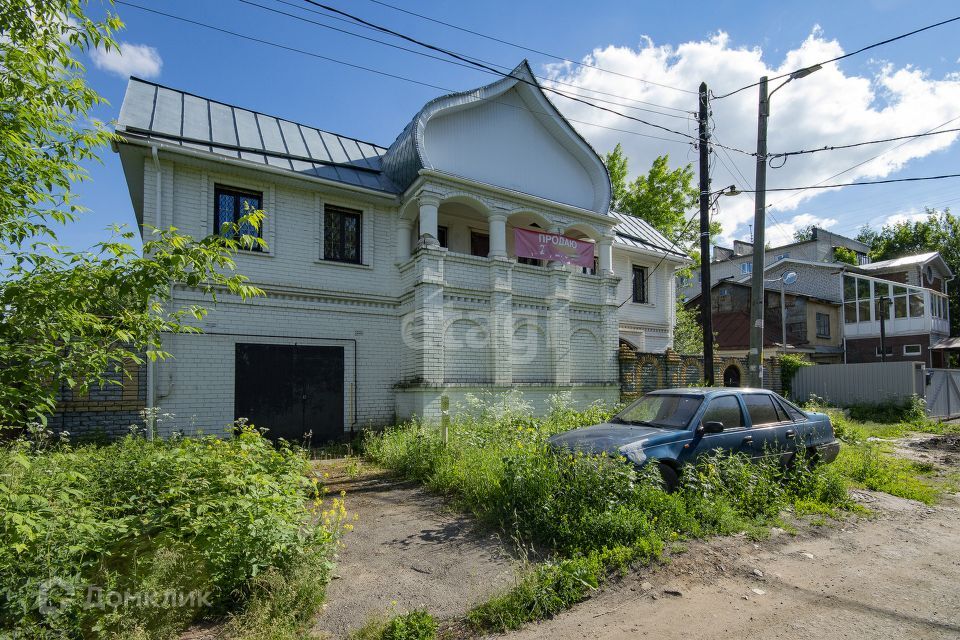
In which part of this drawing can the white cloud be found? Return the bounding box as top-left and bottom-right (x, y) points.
(543, 29), (960, 247)
(90, 41), (162, 79)
(764, 213), (839, 247)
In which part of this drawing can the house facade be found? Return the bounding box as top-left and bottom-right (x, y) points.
(687, 281), (843, 364)
(684, 226), (954, 369)
(113, 62), (688, 440)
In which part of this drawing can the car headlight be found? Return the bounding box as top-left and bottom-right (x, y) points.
(619, 445), (647, 466)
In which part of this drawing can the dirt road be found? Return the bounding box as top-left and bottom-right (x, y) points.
(313, 461), (516, 638)
(501, 491), (960, 640)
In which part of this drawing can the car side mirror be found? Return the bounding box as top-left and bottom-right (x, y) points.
(702, 421), (724, 434)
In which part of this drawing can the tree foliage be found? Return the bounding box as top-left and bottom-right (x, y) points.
(604, 144), (718, 248)
(859, 208), (960, 335)
(0, 1), (263, 428)
(673, 301), (704, 354)
(793, 225), (815, 243)
(832, 246), (858, 266)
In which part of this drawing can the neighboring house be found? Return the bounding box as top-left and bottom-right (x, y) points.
(686, 281), (843, 364)
(680, 226), (870, 301)
(842, 252), (953, 366)
(113, 62), (688, 440)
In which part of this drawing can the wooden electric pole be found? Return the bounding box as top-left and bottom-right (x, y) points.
(698, 82), (714, 386)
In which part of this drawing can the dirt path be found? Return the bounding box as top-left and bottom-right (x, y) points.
(312, 461), (516, 638)
(499, 488), (960, 639)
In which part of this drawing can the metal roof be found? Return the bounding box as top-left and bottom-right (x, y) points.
(855, 252), (939, 270)
(116, 77), (400, 193)
(609, 211), (689, 259)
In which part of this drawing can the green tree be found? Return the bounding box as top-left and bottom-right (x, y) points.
(604, 144), (716, 247)
(793, 225), (815, 242)
(832, 246), (858, 265)
(861, 208), (960, 335)
(0, 2), (263, 428)
(673, 301), (704, 354)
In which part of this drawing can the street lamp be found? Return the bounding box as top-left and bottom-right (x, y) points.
(765, 270), (799, 357)
(748, 64), (822, 387)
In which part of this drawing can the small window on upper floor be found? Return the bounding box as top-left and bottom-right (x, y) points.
(903, 344), (922, 357)
(632, 265), (648, 303)
(215, 185), (263, 250)
(816, 312), (831, 338)
(740, 262), (753, 275)
(324, 205), (362, 264)
(437, 225), (449, 249)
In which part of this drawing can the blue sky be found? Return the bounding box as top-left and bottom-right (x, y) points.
(70, 0), (960, 251)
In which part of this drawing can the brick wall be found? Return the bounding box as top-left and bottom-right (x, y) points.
(619, 345), (782, 403)
(51, 355), (146, 440)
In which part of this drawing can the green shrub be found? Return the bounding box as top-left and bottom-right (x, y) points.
(381, 610), (437, 640)
(834, 442), (937, 504)
(0, 426), (344, 639)
(779, 353), (813, 398)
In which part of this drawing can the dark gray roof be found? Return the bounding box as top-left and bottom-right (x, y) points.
(116, 78), (399, 193)
(610, 211), (688, 259)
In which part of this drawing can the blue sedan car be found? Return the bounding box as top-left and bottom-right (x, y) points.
(548, 388), (840, 490)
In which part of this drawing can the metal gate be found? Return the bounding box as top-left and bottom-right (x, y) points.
(235, 343), (344, 443)
(926, 369), (960, 419)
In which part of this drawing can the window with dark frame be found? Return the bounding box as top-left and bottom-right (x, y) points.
(214, 185), (263, 250)
(437, 226), (449, 249)
(816, 312), (831, 338)
(324, 205), (362, 264)
(632, 265), (647, 304)
(470, 231), (489, 257)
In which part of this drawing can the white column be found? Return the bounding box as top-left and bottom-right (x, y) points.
(598, 234), (614, 275)
(396, 218), (413, 262)
(417, 191), (441, 248)
(488, 212), (508, 258)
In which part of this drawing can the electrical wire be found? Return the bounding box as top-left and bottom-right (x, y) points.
(248, 0), (695, 120)
(711, 15), (960, 100)
(298, 0), (706, 143)
(115, 1), (696, 147)
(362, 0), (697, 95)
(768, 127), (960, 161)
(734, 173), (960, 194)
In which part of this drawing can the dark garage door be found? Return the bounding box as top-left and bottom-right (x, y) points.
(235, 343), (344, 443)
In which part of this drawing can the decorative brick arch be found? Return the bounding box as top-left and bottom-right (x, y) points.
(680, 357), (704, 387)
(721, 359), (745, 387)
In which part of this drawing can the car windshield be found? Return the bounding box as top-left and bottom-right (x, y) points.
(613, 394), (703, 429)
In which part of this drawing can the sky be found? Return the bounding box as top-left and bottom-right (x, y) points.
(68, 0), (960, 252)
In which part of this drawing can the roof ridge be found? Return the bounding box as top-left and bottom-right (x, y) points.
(125, 76), (389, 151)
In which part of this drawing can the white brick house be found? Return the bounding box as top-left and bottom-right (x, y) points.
(114, 61), (689, 440)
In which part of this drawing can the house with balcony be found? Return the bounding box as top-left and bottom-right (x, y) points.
(841, 253), (953, 365)
(680, 226), (871, 301)
(112, 62), (689, 440)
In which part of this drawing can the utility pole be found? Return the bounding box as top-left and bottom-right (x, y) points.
(748, 76), (769, 388)
(698, 81), (714, 386)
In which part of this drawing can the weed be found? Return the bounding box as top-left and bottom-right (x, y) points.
(352, 610), (437, 640)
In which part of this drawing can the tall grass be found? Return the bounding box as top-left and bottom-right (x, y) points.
(363, 392), (853, 631)
(0, 426), (345, 639)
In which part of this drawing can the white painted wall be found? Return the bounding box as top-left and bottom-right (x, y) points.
(613, 247), (678, 352)
(423, 88), (598, 210)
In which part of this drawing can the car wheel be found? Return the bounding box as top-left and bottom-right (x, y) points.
(658, 462), (679, 493)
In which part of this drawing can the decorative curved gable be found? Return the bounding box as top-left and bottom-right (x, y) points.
(382, 61), (612, 214)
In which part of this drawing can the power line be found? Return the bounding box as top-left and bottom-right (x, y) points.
(115, 1), (452, 91)
(734, 173), (960, 194)
(114, 2), (696, 148)
(362, 0), (697, 95)
(766, 115), (960, 210)
(712, 15), (960, 100)
(298, 0), (705, 142)
(768, 127), (960, 162)
(253, 0), (694, 119)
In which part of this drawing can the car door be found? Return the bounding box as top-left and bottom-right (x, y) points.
(681, 394), (750, 463)
(741, 393), (793, 463)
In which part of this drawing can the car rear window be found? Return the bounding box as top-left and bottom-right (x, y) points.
(777, 398), (808, 421)
(701, 395), (743, 429)
(743, 394), (782, 426)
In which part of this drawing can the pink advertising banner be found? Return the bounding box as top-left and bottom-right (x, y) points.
(513, 228), (595, 268)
